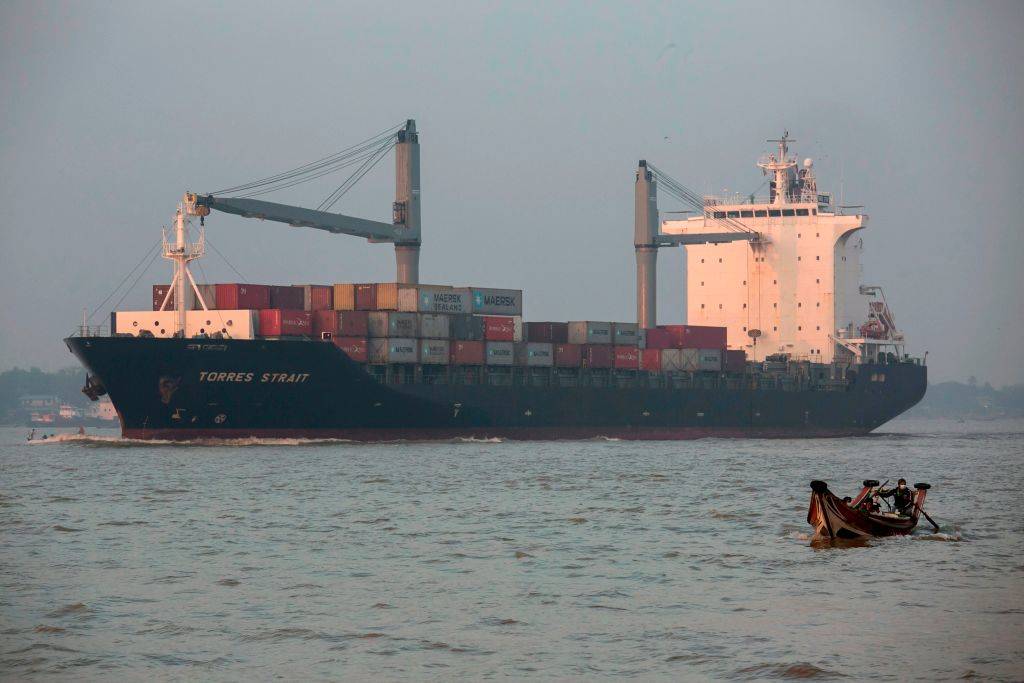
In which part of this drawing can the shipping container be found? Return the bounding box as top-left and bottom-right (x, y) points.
(524, 321), (568, 344)
(640, 348), (662, 372)
(258, 309), (313, 337)
(114, 310), (179, 338)
(185, 309), (258, 339)
(313, 310), (369, 338)
(661, 349), (684, 372)
(554, 343), (582, 367)
(661, 324), (727, 349)
(313, 310), (337, 338)
(418, 313), (451, 339)
(695, 348), (723, 372)
(568, 321), (612, 345)
(485, 341), (515, 366)
(375, 283), (399, 310)
(332, 336), (368, 362)
(725, 349), (747, 373)
(216, 284), (270, 310)
(470, 287), (523, 316)
(614, 346), (639, 369)
(583, 344), (614, 368)
(451, 340), (485, 365)
(398, 285), (471, 314)
(644, 327), (673, 349)
(299, 285), (333, 311)
(152, 284), (173, 311)
(368, 337), (418, 364)
(483, 316), (515, 341)
(333, 284), (356, 310)
(355, 283), (377, 310)
(269, 285), (305, 310)
(368, 311), (419, 338)
(514, 342), (554, 367)
(193, 284), (217, 310)
(450, 314), (484, 341)
(612, 322), (640, 346)
(420, 339), (451, 365)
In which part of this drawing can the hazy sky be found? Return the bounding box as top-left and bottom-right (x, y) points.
(1, 1), (1021, 385)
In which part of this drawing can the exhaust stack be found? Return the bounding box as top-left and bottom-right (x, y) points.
(635, 160), (659, 329)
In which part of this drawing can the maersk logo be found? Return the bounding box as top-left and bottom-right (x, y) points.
(474, 292), (518, 309)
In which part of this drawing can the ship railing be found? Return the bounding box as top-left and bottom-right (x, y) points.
(75, 325), (108, 338)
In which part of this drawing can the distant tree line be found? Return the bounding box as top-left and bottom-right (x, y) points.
(0, 367), (89, 424)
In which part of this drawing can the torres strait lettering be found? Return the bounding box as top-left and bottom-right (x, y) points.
(198, 371), (311, 384)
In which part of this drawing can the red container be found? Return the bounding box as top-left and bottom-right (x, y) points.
(661, 324), (727, 349)
(258, 309), (313, 336)
(216, 283), (270, 310)
(355, 283), (377, 310)
(337, 310), (369, 337)
(554, 343), (582, 367)
(643, 327), (673, 349)
(451, 340), (485, 365)
(153, 284), (173, 311)
(525, 322), (553, 343)
(269, 285), (305, 310)
(483, 316), (515, 341)
(640, 348), (662, 371)
(332, 336), (368, 362)
(583, 344), (614, 368)
(725, 349), (747, 373)
(614, 346), (639, 369)
(304, 285), (333, 311)
(313, 310), (337, 337)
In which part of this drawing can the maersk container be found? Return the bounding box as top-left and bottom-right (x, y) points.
(355, 283), (377, 310)
(483, 316), (516, 341)
(368, 311), (418, 338)
(612, 322), (640, 346)
(644, 327), (672, 349)
(259, 309), (313, 337)
(185, 309), (258, 339)
(332, 336), (368, 363)
(614, 346), (639, 369)
(451, 340), (485, 365)
(420, 339), (451, 365)
(398, 285), (471, 314)
(114, 310), (179, 338)
(514, 342), (554, 367)
(662, 324), (727, 349)
(554, 343), (582, 367)
(269, 285), (305, 310)
(216, 284), (270, 310)
(568, 321), (612, 345)
(299, 285), (333, 311)
(583, 344), (614, 368)
(333, 284), (356, 310)
(485, 341), (515, 366)
(661, 349), (684, 372)
(640, 348), (661, 371)
(369, 337), (418, 364)
(471, 287), (523, 316)
(418, 313), (451, 339)
(451, 314), (485, 341)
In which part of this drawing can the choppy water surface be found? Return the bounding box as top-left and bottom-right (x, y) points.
(1, 419), (1022, 681)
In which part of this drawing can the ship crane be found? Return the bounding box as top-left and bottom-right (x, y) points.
(634, 160), (761, 329)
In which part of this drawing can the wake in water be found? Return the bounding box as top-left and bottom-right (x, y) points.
(27, 433), (513, 448)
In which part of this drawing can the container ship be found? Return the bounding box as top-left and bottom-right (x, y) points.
(66, 121), (926, 440)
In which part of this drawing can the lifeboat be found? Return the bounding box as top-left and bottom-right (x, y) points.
(807, 479), (936, 540)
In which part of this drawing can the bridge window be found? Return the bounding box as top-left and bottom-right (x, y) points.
(714, 211), (726, 219)
(782, 209), (795, 217)
(741, 210), (753, 218)
(727, 211), (740, 218)
(755, 210), (768, 217)
(769, 209), (781, 217)
(796, 208), (809, 216)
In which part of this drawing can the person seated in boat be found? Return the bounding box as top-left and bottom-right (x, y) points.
(880, 479), (915, 515)
(857, 488), (881, 513)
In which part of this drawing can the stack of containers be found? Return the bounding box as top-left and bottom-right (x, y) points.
(640, 324), (728, 373)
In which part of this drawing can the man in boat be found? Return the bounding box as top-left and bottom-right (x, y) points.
(857, 486), (882, 513)
(880, 478), (915, 516)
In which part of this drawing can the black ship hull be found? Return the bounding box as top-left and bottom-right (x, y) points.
(65, 337), (927, 441)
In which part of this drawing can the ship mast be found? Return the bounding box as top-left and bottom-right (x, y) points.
(758, 132), (797, 206)
(159, 197), (208, 336)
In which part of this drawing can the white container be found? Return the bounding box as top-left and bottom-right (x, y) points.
(186, 310), (258, 339)
(420, 339), (451, 365)
(398, 285), (472, 314)
(517, 342), (553, 367)
(471, 287), (523, 316)
(661, 348), (684, 372)
(680, 348), (699, 372)
(368, 311), (419, 338)
(369, 337), (418, 364)
(612, 322), (639, 345)
(418, 313), (451, 339)
(113, 311), (179, 338)
(696, 348), (722, 372)
(485, 341), (515, 366)
(567, 321), (612, 345)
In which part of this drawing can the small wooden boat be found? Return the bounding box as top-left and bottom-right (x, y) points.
(807, 479), (935, 540)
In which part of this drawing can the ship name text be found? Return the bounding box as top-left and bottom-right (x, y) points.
(198, 371), (311, 384)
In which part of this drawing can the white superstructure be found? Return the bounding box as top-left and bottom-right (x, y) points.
(659, 134), (903, 364)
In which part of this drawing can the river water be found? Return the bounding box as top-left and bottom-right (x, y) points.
(1, 419), (1021, 681)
